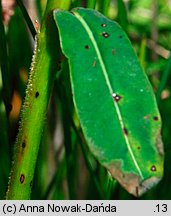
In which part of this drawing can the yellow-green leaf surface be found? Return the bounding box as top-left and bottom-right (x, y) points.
(53, 8), (164, 196)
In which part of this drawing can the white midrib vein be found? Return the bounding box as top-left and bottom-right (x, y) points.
(74, 11), (144, 179)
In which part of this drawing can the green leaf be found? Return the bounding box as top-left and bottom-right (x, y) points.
(53, 7), (164, 197)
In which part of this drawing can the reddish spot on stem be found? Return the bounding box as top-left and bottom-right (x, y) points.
(35, 92), (39, 98)
(22, 142), (26, 148)
(20, 174), (25, 184)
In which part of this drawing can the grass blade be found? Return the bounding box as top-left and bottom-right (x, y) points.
(87, 0), (96, 9)
(117, 0), (129, 33)
(16, 0), (37, 38)
(97, 0), (110, 16)
(0, 1), (12, 112)
(156, 55), (171, 104)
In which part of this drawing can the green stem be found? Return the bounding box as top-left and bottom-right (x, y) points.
(6, 0), (71, 200)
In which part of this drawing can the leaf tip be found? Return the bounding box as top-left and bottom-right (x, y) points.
(106, 161), (163, 197)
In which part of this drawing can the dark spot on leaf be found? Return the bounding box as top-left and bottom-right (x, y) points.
(30, 180), (33, 187)
(20, 174), (25, 184)
(35, 92), (39, 98)
(85, 45), (90, 49)
(137, 146), (141, 150)
(123, 128), (128, 136)
(119, 35), (123, 38)
(153, 116), (159, 121)
(101, 23), (107, 27)
(102, 32), (109, 38)
(151, 165), (157, 172)
(22, 142), (26, 148)
(112, 93), (122, 102)
(112, 49), (116, 55)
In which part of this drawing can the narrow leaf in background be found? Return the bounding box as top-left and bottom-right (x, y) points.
(0, 0), (10, 199)
(54, 7), (164, 197)
(117, 0), (129, 33)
